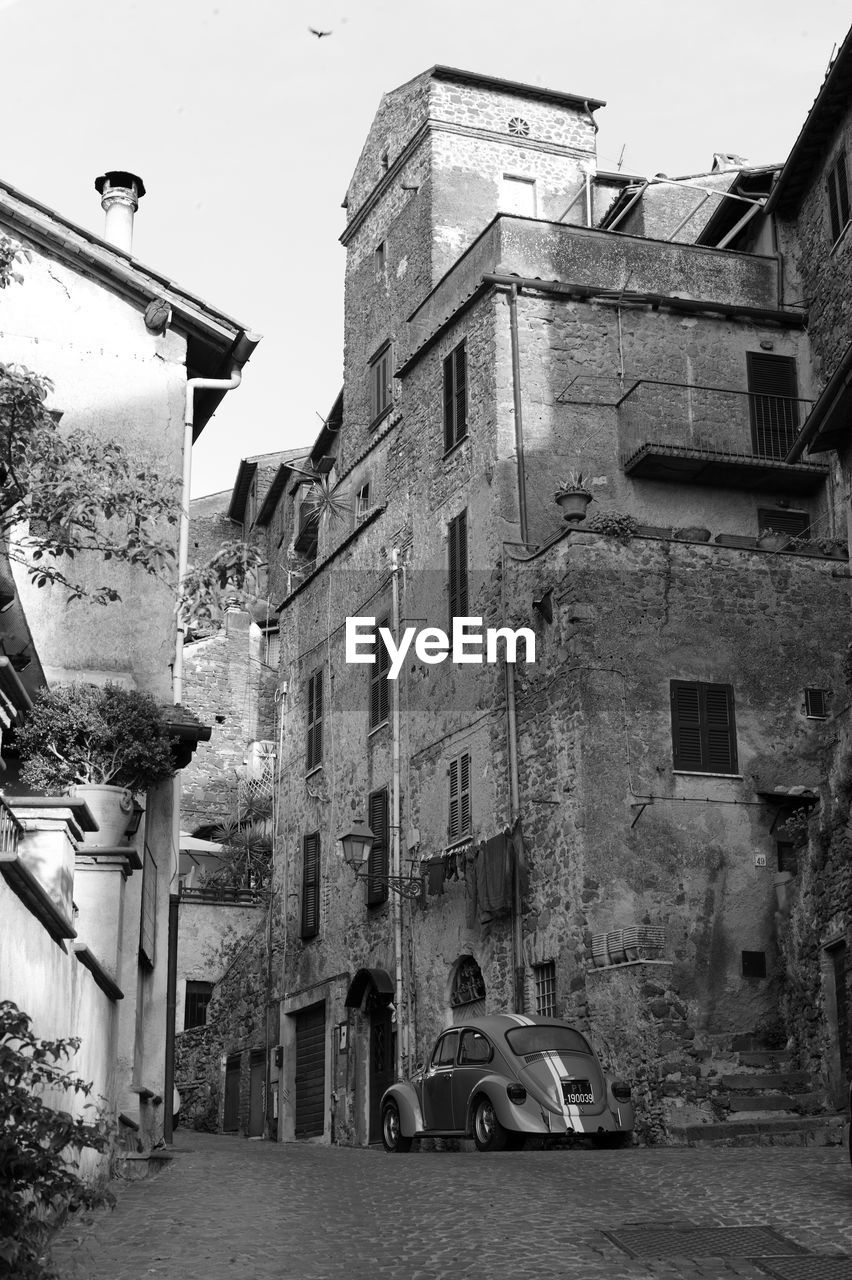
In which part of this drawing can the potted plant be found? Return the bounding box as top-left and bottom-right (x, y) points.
(554, 471), (594, 522)
(756, 527), (790, 552)
(14, 682), (175, 846)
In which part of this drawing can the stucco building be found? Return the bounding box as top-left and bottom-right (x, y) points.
(0, 171), (257, 1165)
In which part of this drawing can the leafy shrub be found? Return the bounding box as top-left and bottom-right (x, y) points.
(15, 682), (175, 794)
(587, 510), (639, 541)
(0, 1001), (114, 1279)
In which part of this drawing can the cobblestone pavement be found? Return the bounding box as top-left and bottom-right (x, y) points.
(51, 1132), (852, 1280)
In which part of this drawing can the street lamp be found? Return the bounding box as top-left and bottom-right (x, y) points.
(337, 817), (422, 899)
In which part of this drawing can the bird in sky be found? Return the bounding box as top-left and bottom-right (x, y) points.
(309, 26), (332, 37)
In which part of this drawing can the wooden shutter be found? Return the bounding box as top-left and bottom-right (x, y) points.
(827, 153), (850, 243)
(671, 681), (737, 774)
(448, 510), (469, 624)
(747, 353), (799, 459)
(443, 342), (468, 451)
(757, 508), (810, 538)
(301, 832), (320, 938)
(367, 787), (389, 906)
(307, 670), (323, 771)
(448, 752), (471, 840)
(370, 620), (390, 729)
(139, 846), (158, 968)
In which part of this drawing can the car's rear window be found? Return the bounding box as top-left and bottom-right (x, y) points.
(505, 1025), (593, 1057)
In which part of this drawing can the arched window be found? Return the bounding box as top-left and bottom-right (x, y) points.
(450, 955), (485, 1024)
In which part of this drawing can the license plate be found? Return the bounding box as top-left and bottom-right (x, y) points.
(561, 1079), (593, 1105)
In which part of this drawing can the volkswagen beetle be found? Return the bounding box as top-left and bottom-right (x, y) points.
(380, 1014), (633, 1152)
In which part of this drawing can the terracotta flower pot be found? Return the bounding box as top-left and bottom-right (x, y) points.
(68, 784), (135, 847)
(555, 489), (592, 523)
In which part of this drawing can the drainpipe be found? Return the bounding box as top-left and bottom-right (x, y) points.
(164, 333), (259, 1145)
(506, 286), (530, 545)
(391, 549), (404, 1080)
(505, 660), (525, 1013)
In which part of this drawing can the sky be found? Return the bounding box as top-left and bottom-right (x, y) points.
(0, 0), (849, 497)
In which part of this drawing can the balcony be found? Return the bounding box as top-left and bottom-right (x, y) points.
(616, 381), (827, 493)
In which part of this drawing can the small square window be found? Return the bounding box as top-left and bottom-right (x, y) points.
(804, 687), (828, 719)
(534, 961), (557, 1017)
(741, 950), (766, 979)
(184, 981), (214, 1029)
(776, 839), (798, 876)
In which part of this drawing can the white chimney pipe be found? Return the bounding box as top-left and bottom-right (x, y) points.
(94, 170), (146, 253)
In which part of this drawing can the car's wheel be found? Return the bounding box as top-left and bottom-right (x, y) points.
(472, 1095), (509, 1152)
(381, 1102), (412, 1153)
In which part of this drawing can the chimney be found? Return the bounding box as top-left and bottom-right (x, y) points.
(94, 170), (146, 253)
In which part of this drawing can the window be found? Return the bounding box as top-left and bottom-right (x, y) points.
(776, 838), (798, 876)
(301, 831), (320, 939)
(431, 1030), (460, 1067)
(139, 846), (157, 968)
(443, 341), (467, 452)
(458, 1029), (492, 1064)
(757, 508), (810, 539)
(670, 681), (738, 775)
(369, 618), (390, 730)
(366, 787), (389, 906)
(448, 751), (471, 842)
(827, 151), (850, 244)
(184, 981), (214, 1029)
(375, 241), (386, 273)
(804, 687), (829, 719)
(262, 628), (280, 670)
(747, 353), (799, 459)
(306, 669), (323, 772)
(448, 509), (469, 625)
(534, 961), (557, 1017)
(355, 482), (371, 523)
(368, 344), (392, 425)
(741, 950), (767, 979)
(500, 174), (536, 216)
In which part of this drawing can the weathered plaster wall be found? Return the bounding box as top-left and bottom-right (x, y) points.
(176, 899), (262, 1031)
(1, 235), (184, 699)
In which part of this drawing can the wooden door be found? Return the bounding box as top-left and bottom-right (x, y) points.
(368, 1008), (394, 1143)
(294, 1003), (325, 1138)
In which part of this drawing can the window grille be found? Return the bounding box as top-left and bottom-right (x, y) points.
(534, 961), (557, 1016)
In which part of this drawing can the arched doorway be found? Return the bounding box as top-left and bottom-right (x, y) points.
(449, 955), (486, 1024)
(344, 968), (395, 1143)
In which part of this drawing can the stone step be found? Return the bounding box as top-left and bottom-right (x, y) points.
(667, 1113), (845, 1148)
(736, 1050), (793, 1068)
(721, 1072), (810, 1091)
(726, 1093), (796, 1112)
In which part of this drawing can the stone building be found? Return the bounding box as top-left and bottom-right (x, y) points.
(253, 61), (852, 1149)
(0, 170), (257, 1165)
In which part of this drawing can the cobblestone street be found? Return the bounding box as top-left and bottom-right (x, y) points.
(51, 1132), (852, 1280)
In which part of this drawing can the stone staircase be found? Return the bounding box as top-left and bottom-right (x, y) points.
(664, 1044), (847, 1147)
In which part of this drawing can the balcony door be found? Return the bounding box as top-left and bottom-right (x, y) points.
(747, 353), (799, 459)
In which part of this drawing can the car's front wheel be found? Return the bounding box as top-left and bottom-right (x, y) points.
(381, 1101), (412, 1153)
(472, 1095), (509, 1152)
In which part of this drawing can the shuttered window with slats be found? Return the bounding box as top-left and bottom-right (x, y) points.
(448, 510), (469, 626)
(369, 619), (390, 730)
(367, 787), (389, 906)
(306, 669), (323, 772)
(670, 680), (738, 775)
(443, 341), (468, 452)
(301, 831), (320, 939)
(747, 353), (799, 459)
(448, 751), (472, 841)
(757, 508), (810, 538)
(827, 151), (851, 244)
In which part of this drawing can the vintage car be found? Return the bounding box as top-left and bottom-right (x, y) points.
(380, 1014), (633, 1152)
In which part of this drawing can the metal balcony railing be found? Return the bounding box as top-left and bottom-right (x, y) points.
(617, 380), (814, 468)
(0, 795), (23, 861)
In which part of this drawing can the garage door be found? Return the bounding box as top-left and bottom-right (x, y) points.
(294, 1003), (326, 1138)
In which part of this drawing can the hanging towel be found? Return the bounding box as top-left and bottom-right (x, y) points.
(477, 832), (512, 923)
(426, 856), (446, 897)
(464, 846), (478, 928)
